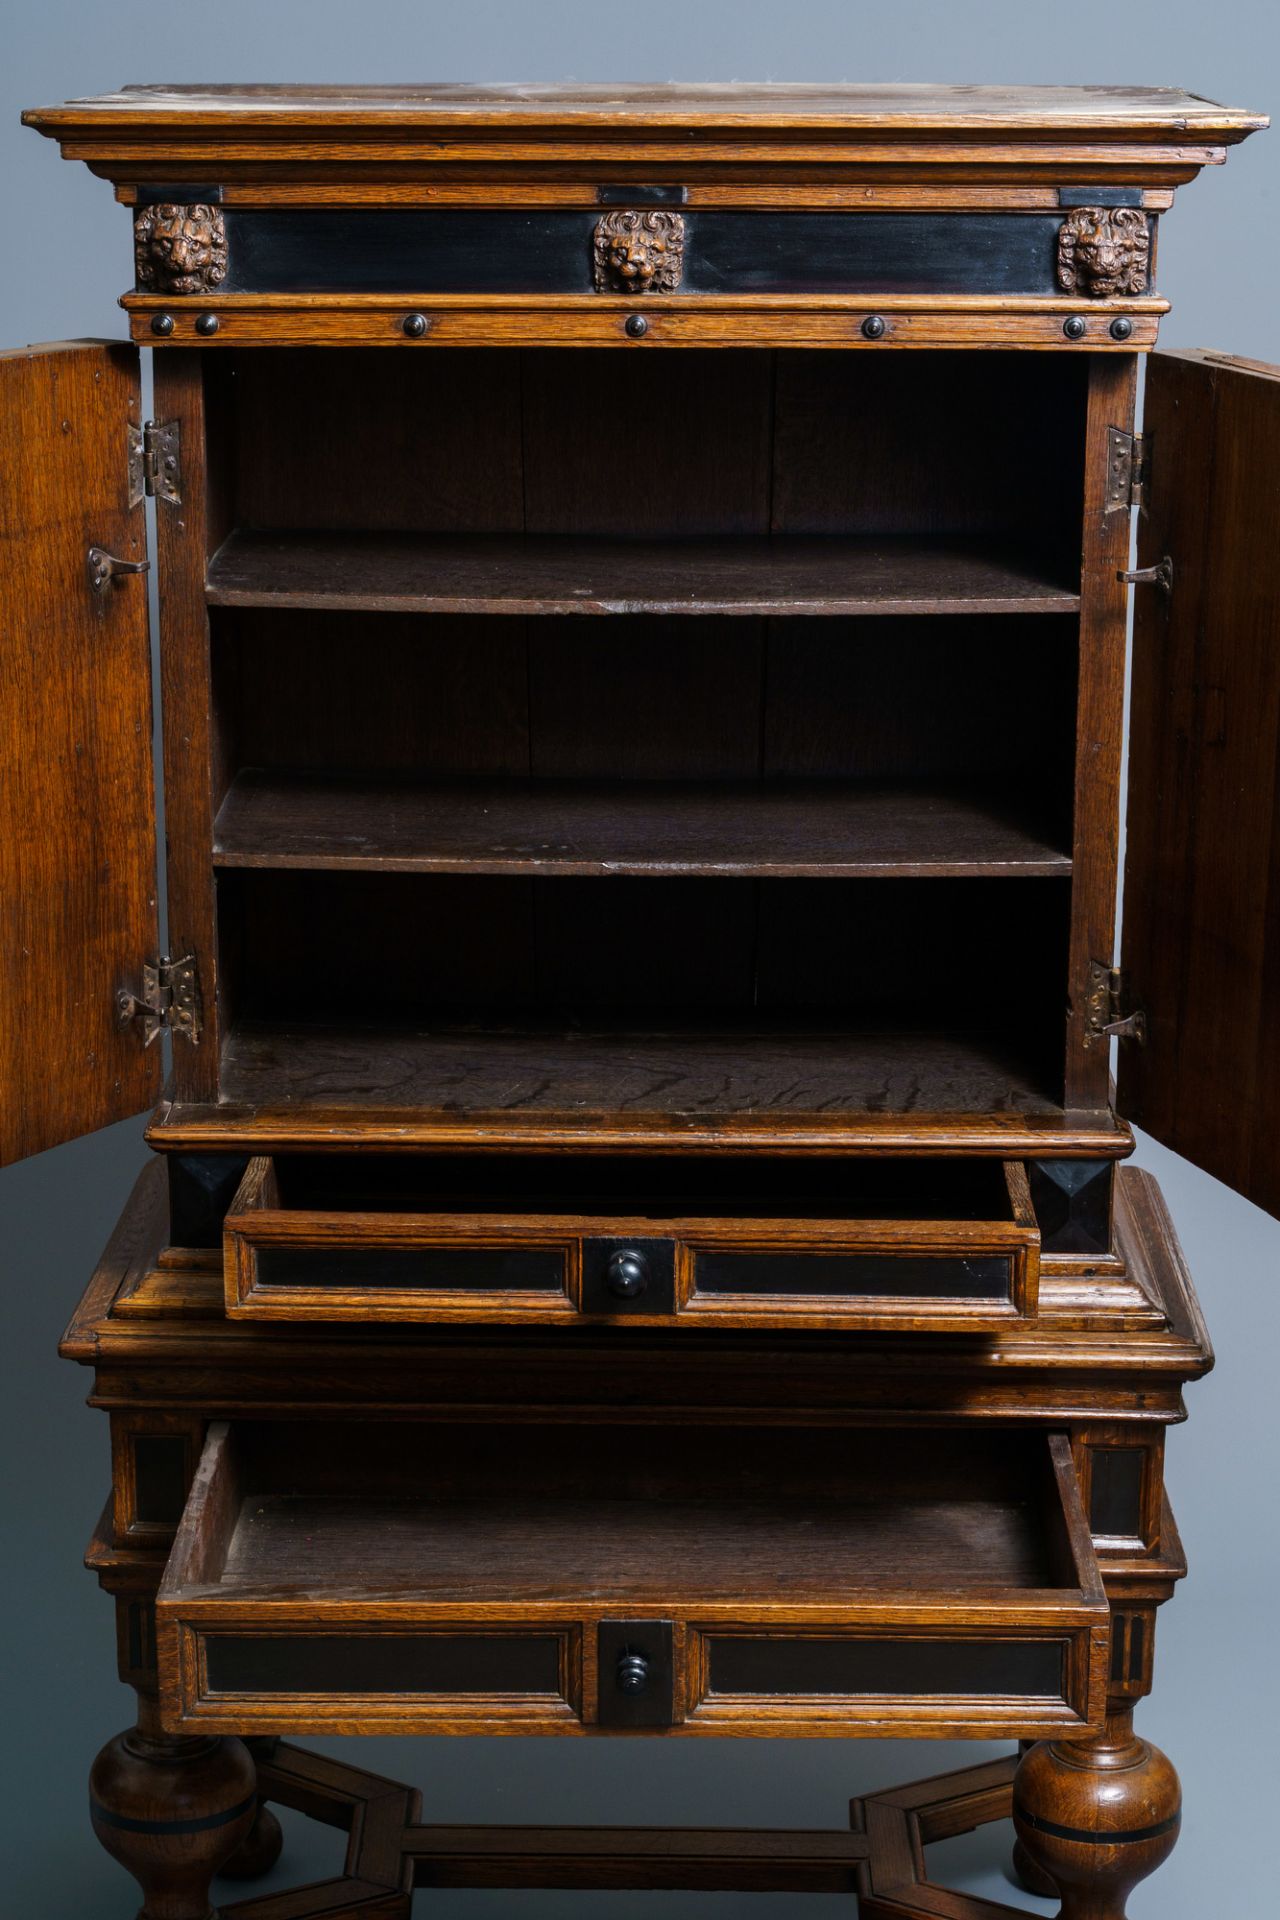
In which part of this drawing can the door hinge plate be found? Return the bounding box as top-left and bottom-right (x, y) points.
(1105, 427), (1149, 513)
(1084, 962), (1146, 1047)
(127, 419), (182, 509)
(118, 955), (203, 1047)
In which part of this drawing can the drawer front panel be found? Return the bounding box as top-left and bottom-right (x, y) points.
(156, 1424), (1106, 1738)
(224, 1156), (1039, 1329)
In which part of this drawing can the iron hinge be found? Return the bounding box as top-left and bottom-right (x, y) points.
(1084, 962), (1147, 1047)
(117, 954), (203, 1047)
(1105, 427), (1149, 513)
(126, 419), (182, 508)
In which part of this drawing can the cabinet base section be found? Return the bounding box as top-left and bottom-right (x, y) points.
(200, 1736), (1171, 1914)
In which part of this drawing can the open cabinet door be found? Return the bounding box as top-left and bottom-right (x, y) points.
(0, 341), (160, 1165)
(1120, 348), (1280, 1217)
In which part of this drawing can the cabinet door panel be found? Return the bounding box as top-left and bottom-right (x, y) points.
(0, 341), (159, 1164)
(1121, 348), (1280, 1215)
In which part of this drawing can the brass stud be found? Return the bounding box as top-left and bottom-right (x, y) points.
(624, 313), (649, 339)
(402, 311), (430, 338)
(194, 312), (220, 337)
(150, 312), (175, 337)
(1063, 315), (1088, 341)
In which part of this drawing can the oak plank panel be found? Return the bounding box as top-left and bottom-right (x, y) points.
(205, 531), (1081, 617)
(1120, 348), (1280, 1216)
(212, 774), (1073, 878)
(0, 341), (159, 1164)
(404, 1822), (868, 1894)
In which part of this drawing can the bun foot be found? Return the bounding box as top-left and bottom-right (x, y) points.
(90, 1727), (257, 1920)
(1013, 1710), (1180, 1920)
(218, 1802), (284, 1881)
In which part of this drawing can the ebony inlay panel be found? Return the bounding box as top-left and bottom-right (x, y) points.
(204, 1633), (564, 1696)
(214, 209), (1120, 297)
(254, 1246), (567, 1293)
(707, 1637), (1066, 1699)
(693, 1251), (1013, 1301)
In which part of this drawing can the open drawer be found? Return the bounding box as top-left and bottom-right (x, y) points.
(155, 1421), (1107, 1739)
(222, 1154), (1041, 1330)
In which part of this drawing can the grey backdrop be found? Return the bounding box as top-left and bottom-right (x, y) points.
(2, 6), (1278, 1915)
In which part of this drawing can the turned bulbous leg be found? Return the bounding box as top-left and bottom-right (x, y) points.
(1011, 1744), (1059, 1896)
(89, 1722), (257, 1920)
(1013, 1709), (1180, 1920)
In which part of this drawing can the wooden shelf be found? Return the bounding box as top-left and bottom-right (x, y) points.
(206, 531), (1081, 618)
(212, 774), (1073, 879)
(210, 1021), (1063, 1127)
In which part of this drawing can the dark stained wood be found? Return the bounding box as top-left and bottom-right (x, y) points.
(522, 348), (771, 539)
(217, 611), (531, 778)
(206, 530), (1079, 617)
(0, 341), (160, 1165)
(530, 616), (765, 779)
(772, 352), (1088, 569)
(230, 350), (523, 534)
(1120, 348), (1280, 1217)
(212, 773), (1073, 878)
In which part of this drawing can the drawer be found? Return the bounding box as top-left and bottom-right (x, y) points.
(222, 1154), (1040, 1330)
(155, 1421), (1107, 1739)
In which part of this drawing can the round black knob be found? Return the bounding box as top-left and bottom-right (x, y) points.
(616, 1651), (650, 1695)
(605, 1247), (650, 1300)
(194, 312), (220, 337)
(150, 312), (175, 337)
(624, 313), (648, 339)
(402, 311), (430, 339)
(861, 314), (887, 340)
(1110, 315), (1135, 341)
(1062, 315), (1088, 341)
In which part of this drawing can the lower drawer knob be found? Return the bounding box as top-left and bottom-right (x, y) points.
(616, 1651), (651, 1695)
(605, 1248), (650, 1299)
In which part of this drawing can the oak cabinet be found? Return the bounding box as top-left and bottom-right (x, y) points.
(5, 81), (1270, 1917)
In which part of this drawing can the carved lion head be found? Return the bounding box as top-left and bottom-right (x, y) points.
(593, 209), (685, 294)
(134, 203), (228, 296)
(1057, 206), (1150, 299)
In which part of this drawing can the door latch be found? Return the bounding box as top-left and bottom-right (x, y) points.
(1118, 556), (1173, 594)
(87, 545), (151, 595)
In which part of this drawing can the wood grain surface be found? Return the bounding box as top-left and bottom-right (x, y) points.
(0, 341), (159, 1164)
